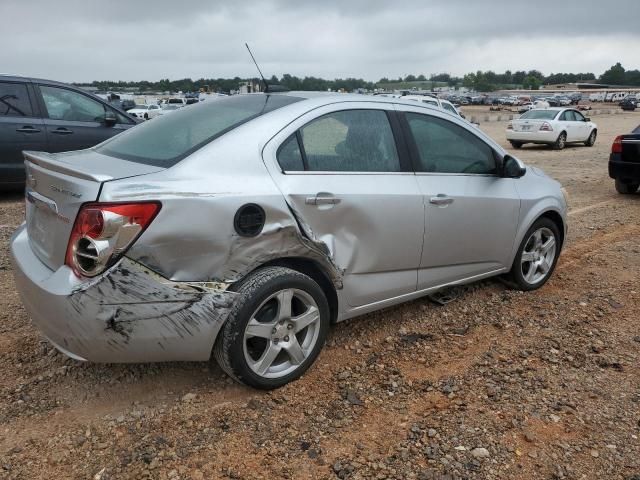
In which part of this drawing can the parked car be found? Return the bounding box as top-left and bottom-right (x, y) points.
(576, 101), (592, 111)
(127, 104), (162, 120)
(11, 93), (568, 389)
(158, 104), (181, 115)
(609, 123), (640, 194)
(0, 74), (136, 189)
(518, 103), (534, 113)
(619, 97), (637, 111)
(506, 108), (597, 150)
(402, 95), (466, 119)
(120, 99), (137, 111)
(166, 98), (186, 106)
(606, 92), (627, 103)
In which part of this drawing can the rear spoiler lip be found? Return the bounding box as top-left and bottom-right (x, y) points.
(23, 151), (113, 182)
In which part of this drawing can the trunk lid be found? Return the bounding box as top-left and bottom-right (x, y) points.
(511, 119), (546, 132)
(24, 150), (164, 271)
(620, 134), (640, 163)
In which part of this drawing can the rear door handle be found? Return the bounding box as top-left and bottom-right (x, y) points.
(51, 128), (73, 135)
(16, 126), (41, 133)
(305, 194), (341, 206)
(429, 194), (454, 206)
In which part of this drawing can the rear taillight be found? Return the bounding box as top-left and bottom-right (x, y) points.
(507, 122), (513, 130)
(65, 202), (161, 277)
(611, 135), (623, 154)
(539, 122), (553, 131)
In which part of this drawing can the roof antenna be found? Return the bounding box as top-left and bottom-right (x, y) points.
(244, 43), (288, 93)
(245, 43), (269, 92)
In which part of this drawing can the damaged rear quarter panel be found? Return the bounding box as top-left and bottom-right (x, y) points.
(98, 121), (343, 289)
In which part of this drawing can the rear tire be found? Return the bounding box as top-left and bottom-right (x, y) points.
(510, 141), (523, 149)
(553, 132), (567, 150)
(507, 218), (561, 291)
(584, 129), (597, 147)
(213, 266), (330, 390)
(615, 179), (639, 194)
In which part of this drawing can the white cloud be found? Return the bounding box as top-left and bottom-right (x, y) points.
(0, 0), (638, 82)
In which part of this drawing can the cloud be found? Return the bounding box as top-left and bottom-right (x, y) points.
(0, 0), (638, 82)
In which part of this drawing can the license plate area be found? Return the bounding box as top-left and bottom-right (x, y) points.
(26, 190), (62, 266)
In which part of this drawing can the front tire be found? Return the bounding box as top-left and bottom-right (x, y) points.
(615, 179), (639, 194)
(507, 218), (561, 291)
(553, 132), (567, 150)
(510, 141), (523, 149)
(213, 267), (330, 389)
(584, 129), (597, 147)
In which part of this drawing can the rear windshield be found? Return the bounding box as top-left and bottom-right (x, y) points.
(520, 110), (559, 120)
(96, 95), (302, 167)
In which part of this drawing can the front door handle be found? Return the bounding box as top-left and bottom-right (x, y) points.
(51, 128), (73, 135)
(305, 194), (341, 206)
(16, 126), (41, 133)
(429, 194), (454, 206)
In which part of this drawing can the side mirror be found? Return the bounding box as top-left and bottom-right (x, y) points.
(502, 155), (526, 178)
(584, 117), (591, 122)
(104, 110), (117, 127)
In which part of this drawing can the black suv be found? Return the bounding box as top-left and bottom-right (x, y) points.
(619, 97), (637, 111)
(0, 75), (136, 189)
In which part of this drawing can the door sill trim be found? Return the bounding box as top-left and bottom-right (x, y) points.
(338, 267), (507, 321)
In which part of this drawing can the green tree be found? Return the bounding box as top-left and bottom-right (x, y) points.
(522, 75), (541, 90)
(600, 63), (626, 85)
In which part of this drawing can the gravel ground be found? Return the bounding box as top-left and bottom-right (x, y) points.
(0, 111), (639, 480)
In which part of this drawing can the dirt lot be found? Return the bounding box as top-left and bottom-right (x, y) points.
(1, 112), (639, 480)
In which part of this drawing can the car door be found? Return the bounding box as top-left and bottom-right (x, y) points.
(35, 84), (133, 153)
(0, 80), (47, 186)
(569, 110), (590, 140)
(397, 107), (520, 289)
(148, 105), (161, 118)
(263, 104), (424, 307)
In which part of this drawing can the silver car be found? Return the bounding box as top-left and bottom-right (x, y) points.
(11, 93), (568, 389)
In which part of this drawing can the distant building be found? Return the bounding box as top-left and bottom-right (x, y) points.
(238, 80), (263, 94)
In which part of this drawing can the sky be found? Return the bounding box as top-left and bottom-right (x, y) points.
(1, 0), (639, 83)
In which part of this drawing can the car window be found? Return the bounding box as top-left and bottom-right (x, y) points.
(572, 110), (585, 121)
(0, 82), (33, 117)
(520, 110), (558, 120)
(277, 134), (305, 171)
(442, 103), (458, 115)
(97, 94), (303, 167)
(40, 86), (106, 122)
(560, 110), (576, 121)
(423, 99), (438, 106)
(299, 110), (400, 172)
(406, 112), (496, 174)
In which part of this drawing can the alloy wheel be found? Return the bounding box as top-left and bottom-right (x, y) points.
(242, 288), (321, 378)
(520, 227), (557, 285)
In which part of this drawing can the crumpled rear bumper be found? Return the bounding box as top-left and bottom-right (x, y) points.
(11, 225), (237, 363)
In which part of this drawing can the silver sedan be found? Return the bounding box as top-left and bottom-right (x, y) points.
(11, 93), (568, 389)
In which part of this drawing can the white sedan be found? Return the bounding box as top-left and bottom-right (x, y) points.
(506, 108), (597, 150)
(157, 104), (181, 116)
(127, 104), (162, 120)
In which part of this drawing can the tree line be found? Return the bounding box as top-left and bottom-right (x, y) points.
(81, 63), (640, 94)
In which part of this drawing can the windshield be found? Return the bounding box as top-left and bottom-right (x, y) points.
(520, 110), (559, 120)
(162, 105), (178, 110)
(133, 105), (148, 110)
(97, 94), (303, 167)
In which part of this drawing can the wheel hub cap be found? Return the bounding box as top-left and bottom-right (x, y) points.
(520, 227), (557, 285)
(243, 288), (321, 379)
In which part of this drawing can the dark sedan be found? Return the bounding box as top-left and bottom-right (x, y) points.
(0, 75), (136, 189)
(609, 123), (640, 194)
